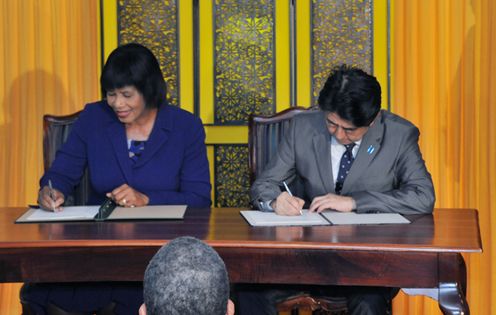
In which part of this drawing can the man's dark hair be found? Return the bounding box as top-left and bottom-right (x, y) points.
(318, 64), (381, 127)
(143, 236), (229, 315)
(100, 43), (167, 108)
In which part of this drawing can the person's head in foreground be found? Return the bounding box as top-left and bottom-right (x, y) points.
(140, 236), (234, 315)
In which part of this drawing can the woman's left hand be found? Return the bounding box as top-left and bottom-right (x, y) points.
(106, 184), (150, 207)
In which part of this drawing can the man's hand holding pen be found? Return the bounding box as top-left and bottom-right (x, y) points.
(272, 192), (305, 216)
(272, 181), (304, 216)
(38, 181), (65, 212)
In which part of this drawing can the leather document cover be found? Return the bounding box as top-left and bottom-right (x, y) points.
(15, 205), (187, 223)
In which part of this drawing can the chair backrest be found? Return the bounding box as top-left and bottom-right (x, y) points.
(43, 111), (93, 206)
(248, 106), (319, 186)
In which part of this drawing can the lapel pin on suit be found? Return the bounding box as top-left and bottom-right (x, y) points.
(367, 145), (375, 155)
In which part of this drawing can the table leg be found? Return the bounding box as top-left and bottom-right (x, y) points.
(438, 253), (469, 315)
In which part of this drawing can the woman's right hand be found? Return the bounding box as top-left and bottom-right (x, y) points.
(38, 186), (65, 212)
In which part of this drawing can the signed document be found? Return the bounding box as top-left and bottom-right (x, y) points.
(321, 211), (410, 225)
(16, 205), (187, 223)
(21, 206), (100, 222)
(240, 210), (411, 227)
(240, 210), (330, 227)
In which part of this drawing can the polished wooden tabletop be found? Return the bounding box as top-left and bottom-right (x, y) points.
(0, 207), (480, 315)
(0, 207), (481, 252)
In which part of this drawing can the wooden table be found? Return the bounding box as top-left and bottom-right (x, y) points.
(0, 207), (481, 315)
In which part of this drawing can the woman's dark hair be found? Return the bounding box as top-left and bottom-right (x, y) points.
(318, 64), (381, 127)
(100, 43), (166, 108)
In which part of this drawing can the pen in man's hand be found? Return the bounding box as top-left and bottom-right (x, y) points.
(48, 179), (56, 211)
(283, 181), (303, 215)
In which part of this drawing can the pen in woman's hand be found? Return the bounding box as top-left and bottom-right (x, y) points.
(48, 180), (56, 212)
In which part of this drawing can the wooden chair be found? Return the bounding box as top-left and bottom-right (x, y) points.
(248, 106), (349, 315)
(248, 106), (316, 185)
(276, 294), (348, 315)
(42, 111), (93, 206)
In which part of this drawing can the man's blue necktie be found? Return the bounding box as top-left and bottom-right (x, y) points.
(335, 143), (355, 195)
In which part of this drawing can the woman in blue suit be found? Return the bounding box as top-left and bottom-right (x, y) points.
(23, 43), (211, 315)
(38, 43), (211, 210)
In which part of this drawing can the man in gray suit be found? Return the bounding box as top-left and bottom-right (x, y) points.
(245, 65), (435, 314)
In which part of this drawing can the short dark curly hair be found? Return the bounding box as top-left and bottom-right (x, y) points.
(318, 64), (381, 127)
(100, 43), (167, 108)
(143, 237), (229, 315)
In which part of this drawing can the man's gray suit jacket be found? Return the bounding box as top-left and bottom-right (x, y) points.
(250, 109), (435, 214)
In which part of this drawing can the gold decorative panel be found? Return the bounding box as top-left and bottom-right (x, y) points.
(214, 145), (250, 207)
(311, 0), (373, 103)
(117, 0), (179, 106)
(111, 0), (382, 207)
(214, 0), (275, 124)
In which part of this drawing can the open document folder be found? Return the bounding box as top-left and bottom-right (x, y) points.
(240, 210), (410, 227)
(16, 205), (187, 223)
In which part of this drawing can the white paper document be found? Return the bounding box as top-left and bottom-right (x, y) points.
(240, 210), (330, 227)
(108, 205), (187, 220)
(21, 206), (100, 222)
(321, 211), (410, 225)
(16, 205), (187, 223)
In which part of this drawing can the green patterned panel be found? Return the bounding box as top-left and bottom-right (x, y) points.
(214, 145), (250, 207)
(312, 0), (373, 104)
(214, 0), (275, 124)
(118, 0), (179, 106)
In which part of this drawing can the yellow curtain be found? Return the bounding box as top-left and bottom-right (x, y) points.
(391, 0), (495, 314)
(0, 0), (100, 312)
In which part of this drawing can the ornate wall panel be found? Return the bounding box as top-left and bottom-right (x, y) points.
(214, 145), (250, 207)
(117, 0), (179, 106)
(214, 0), (275, 124)
(111, 0), (380, 207)
(311, 0), (373, 104)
